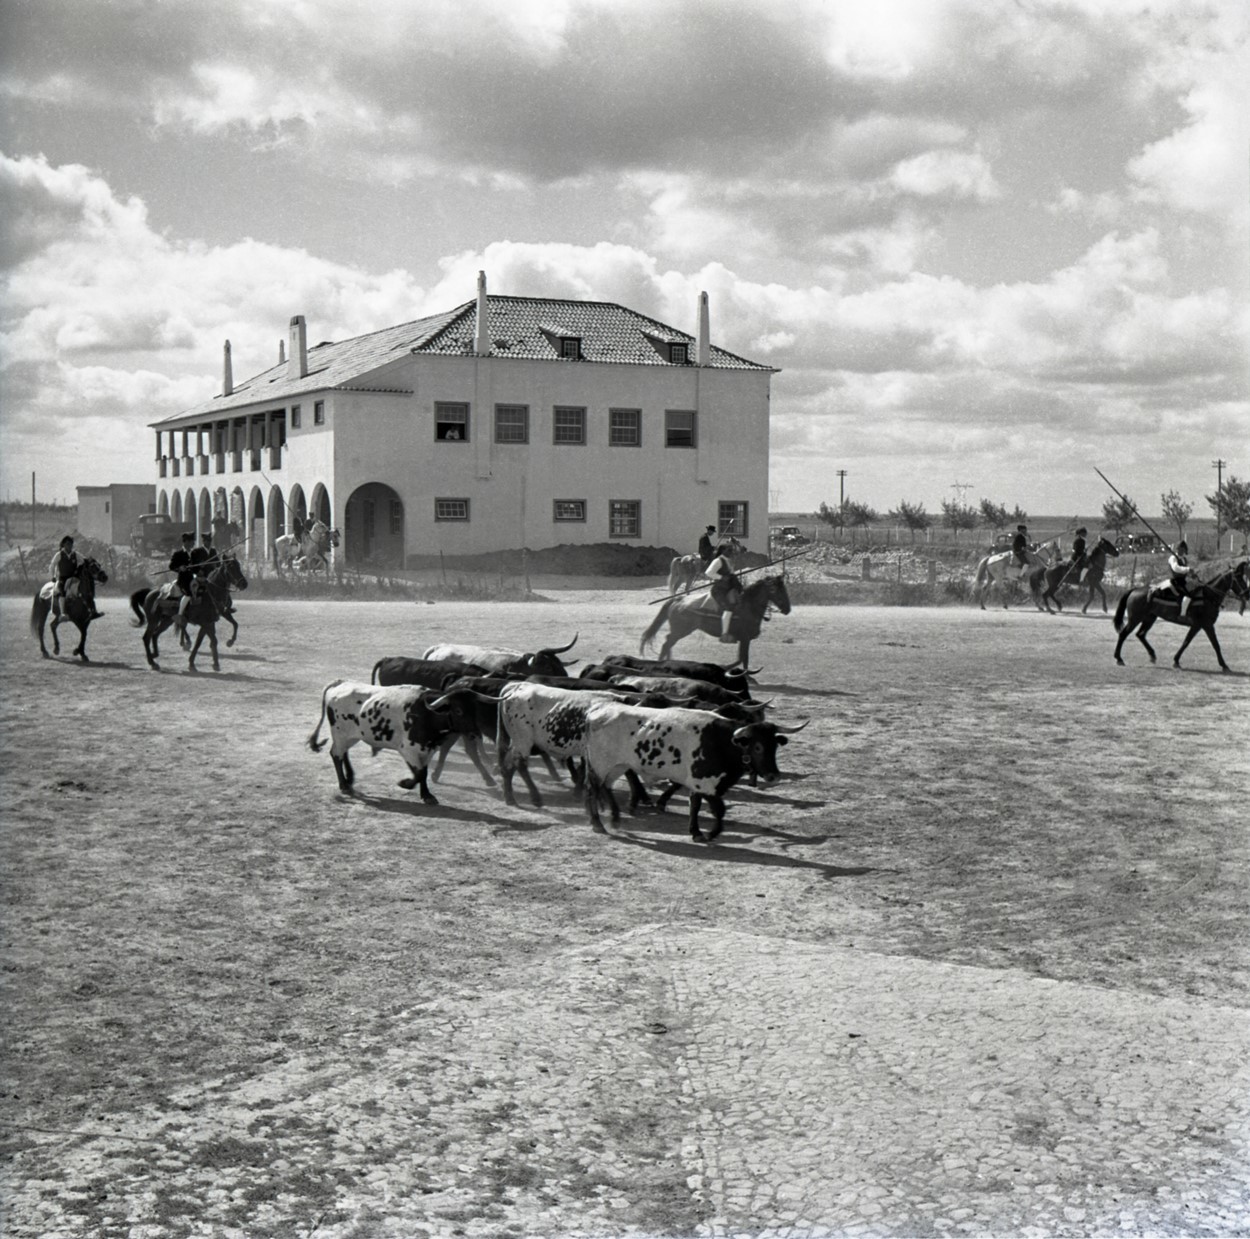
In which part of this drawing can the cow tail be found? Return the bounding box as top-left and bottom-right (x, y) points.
(370, 658), (384, 684)
(1113, 591), (1129, 634)
(308, 680), (341, 752)
(640, 600), (674, 654)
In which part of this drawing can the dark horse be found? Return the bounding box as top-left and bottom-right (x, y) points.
(1040, 535), (1121, 614)
(31, 556), (109, 660)
(1113, 559), (1250, 671)
(640, 573), (791, 669)
(130, 556), (248, 672)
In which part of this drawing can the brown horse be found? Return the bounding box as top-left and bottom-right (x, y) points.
(1040, 535), (1121, 614)
(130, 555), (248, 672)
(640, 573), (791, 669)
(1113, 560), (1250, 671)
(30, 556), (109, 660)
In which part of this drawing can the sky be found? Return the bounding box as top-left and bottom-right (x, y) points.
(1, 0), (1247, 519)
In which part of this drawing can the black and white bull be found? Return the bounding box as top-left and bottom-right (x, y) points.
(370, 656), (493, 689)
(605, 673), (753, 709)
(580, 655), (757, 698)
(423, 633), (579, 677)
(581, 703), (807, 841)
(308, 680), (452, 801)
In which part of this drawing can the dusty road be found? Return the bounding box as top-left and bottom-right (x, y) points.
(2, 590), (1248, 1237)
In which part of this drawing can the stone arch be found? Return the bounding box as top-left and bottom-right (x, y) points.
(288, 484), (308, 532)
(247, 487), (265, 562)
(344, 482), (404, 568)
(213, 487), (229, 521)
(309, 483), (331, 531)
(158, 491), (170, 517)
(228, 487), (246, 552)
(184, 488), (197, 537)
(198, 490), (213, 538)
(267, 485), (286, 563)
(171, 491), (183, 522)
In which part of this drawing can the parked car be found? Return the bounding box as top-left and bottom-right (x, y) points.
(130, 513), (196, 557)
(1116, 532), (1164, 553)
(771, 525), (809, 547)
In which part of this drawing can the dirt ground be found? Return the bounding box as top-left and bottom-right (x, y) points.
(2, 585), (1248, 1237)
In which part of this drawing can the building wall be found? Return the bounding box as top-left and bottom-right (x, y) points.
(76, 484), (156, 544)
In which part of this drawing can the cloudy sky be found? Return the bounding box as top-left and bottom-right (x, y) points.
(2, 0), (1246, 518)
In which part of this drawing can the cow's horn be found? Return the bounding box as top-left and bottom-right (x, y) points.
(774, 719), (810, 734)
(549, 632), (579, 655)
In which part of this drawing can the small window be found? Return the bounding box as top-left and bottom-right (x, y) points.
(389, 499), (403, 536)
(560, 337), (582, 360)
(494, 404), (529, 444)
(314, 401), (325, 425)
(291, 404), (301, 428)
(435, 401), (469, 442)
(718, 501), (748, 538)
(553, 407), (586, 445)
(665, 409), (696, 448)
(609, 408), (641, 447)
(435, 498), (470, 521)
(554, 499), (587, 522)
(104, 501), (111, 513)
(609, 500), (641, 538)
(669, 342), (688, 364)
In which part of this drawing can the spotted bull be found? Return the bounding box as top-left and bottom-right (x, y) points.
(423, 633), (578, 677)
(581, 703), (807, 841)
(308, 680), (452, 801)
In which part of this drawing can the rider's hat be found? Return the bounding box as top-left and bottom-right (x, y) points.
(201, 530), (213, 540)
(1075, 526), (1087, 535)
(181, 531), (195, 542)
(1177, 539), (1188, 552)
(706, 525), (716, 533)
(59, 535), (74, 547)
(1017, 524), (1027, 533)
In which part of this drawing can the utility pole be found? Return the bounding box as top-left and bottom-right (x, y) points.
(836, 470), (848, 536)
(1213, 458), (1226, 552)
(31, 471), (36, 542)
(951, 480), (972, 505)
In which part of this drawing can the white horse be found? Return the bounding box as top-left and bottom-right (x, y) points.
(667, 536), (744, 595)
(971, 539), (1058, 610)
(275, 520), (341, 572)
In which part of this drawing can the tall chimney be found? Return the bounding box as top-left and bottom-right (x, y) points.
(475, 271), (489, 356)
(279, 339), (286, 365)
(288, 315), (308, 379)
(222, 340), (233, 396)
(697, 291), (711, 366)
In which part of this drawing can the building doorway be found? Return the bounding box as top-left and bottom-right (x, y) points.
(344, 482), (404, 568)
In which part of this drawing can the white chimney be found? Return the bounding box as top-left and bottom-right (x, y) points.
(279, 339), (286, 366)
(222, 340), (233, 396)
(288, 315), (308, 379)
(697, 291), (711, 366)
(475, 270), (489, 356)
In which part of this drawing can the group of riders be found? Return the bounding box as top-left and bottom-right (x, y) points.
(166, 530), (235, 625)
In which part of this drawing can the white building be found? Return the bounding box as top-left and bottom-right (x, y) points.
(149, 275), (775, 567)
(76, 483), (156, 546)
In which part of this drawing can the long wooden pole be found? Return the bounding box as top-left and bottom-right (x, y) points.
(1094, 467), (1174, 557)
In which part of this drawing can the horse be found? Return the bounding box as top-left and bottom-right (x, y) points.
(301, 520), (340, 571)
(30, 557), (109, 660)
(971, 542), (1056, 611)
(1113, 559), (1250, 672)
(1039, 535), (1121, 614)
(666, 536), (744, 595)
(640, 572), (791, 669)
(129, 555), (249, 672)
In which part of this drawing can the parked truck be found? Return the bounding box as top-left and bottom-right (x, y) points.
(130, 513), (195, 557)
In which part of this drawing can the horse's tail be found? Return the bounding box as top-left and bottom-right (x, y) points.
(30, 592), (47, 639)
(640, 601), (675, 654)
(971, 557), (989, 595)
(308, 680), (342, 753)
(1113, 590), (1131, 633)
(666, 558), (685, 595)
(129, 588), (151, 627)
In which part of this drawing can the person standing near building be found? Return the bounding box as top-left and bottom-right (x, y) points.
(698, 525), (717, 567)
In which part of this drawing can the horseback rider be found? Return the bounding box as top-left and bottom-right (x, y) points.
(170, 531), (197, 623)
(703, 545), (743, 643)
(698, 524), (717, 567)
(50, 535), (104, 620)
(1069, 527), (1089, 582)
(1011, 524), (1032, 572)
(196, 531), (235, 619)
(1167, 540), (1196, 617)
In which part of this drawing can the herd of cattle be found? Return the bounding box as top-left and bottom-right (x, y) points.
(308, 635), (807, 841)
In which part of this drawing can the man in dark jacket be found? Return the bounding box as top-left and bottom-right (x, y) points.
(698, 525), (717, 566)
(1069, 527), (1088, 581)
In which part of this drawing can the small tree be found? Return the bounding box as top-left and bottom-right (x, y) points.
(940, 498), (979, 542)
(1160, 490), (1193, 544)
(842, 499), (878, 548)
(1207, 475), (1250, 550)
(1101, 495), (1137, 537)
(817, 501), (839, 531)
(889, 500), (932, 544)
(978, 499), (1010, 534)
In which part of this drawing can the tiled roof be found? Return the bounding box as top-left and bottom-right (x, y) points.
(154, 295), (772, 426)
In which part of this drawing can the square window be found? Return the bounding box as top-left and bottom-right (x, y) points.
(553, 406), (586, 445)
(494, 404), (529, 444)
(609, 408), (641, 447)
(669, 342), (689, 364)
(554, 499), (587, 522)
(291, 404), (301, 428)
(561, 337), (581, 360)
(435, 498), (470, 521)
(665, 409), (696, 448)
(718, 501), (748, 538)
(609, 500), (641, 538)
(435, 401), (469, 441)
(314, 401), (325, 425)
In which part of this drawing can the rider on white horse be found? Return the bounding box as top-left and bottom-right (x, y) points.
(1011, 524), (1042, 576)
(703, 548), (743, 643)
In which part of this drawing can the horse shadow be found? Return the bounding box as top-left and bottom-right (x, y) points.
(52, 659), (136, 671)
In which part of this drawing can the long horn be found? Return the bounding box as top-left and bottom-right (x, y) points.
(429, 689), (497, 709)
(773, 719), (810, 734)
(549, 632), (579, 655)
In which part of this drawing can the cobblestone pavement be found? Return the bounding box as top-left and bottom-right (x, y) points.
(3, 926), (1247, 1237)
